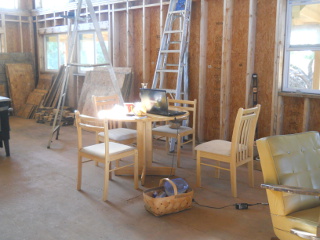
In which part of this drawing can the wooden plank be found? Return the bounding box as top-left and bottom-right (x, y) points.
(302, 98), (310, 132)
(220, 0), (233, 140)
(271, 0), (286, 136)
(198, 0), (208, 142)
(26, 89), (47, 105)
(143, 0), (151, 84)
(245, 0), (257, 108)
(5, 63), (35, 116)
(18, 103), (36, 119)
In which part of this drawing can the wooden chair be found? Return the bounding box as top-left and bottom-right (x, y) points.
(75, 110), (138, 201)
(92, 95), (137, 145)
(152, 99), (197, 168)
(196, 104), (261, 198)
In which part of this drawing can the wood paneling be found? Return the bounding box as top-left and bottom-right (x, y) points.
(254, 0), (277, 138)
(282, 97), (304, 134)
(6, 22), (21, 53)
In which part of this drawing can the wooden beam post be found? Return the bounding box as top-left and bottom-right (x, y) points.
(271, 0), (286, 135)
(220, 0), (233, 140)
(198, 0), (208, 142)
(112, 5), (120, 67)
(302, 98), (310, 132)
(245, 0), (257, 108)
(126, 0), (133, 67)
(142, 0), (150, 84)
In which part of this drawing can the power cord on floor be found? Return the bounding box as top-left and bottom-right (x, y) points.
(192, 198), (269, 210)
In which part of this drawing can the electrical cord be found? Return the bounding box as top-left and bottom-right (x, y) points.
(193, 198), (269, 210)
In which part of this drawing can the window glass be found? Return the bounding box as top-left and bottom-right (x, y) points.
(283, 1), (320, 94)
(96, 32), (109, 64)
(46, 36), (59, 70)
(45, 34), (67, 71)
(0, 0), (18, 8)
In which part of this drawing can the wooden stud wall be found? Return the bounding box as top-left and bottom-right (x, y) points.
(29, 0), (320, 141)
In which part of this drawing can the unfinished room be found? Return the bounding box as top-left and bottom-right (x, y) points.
(2, 0), (320, 239)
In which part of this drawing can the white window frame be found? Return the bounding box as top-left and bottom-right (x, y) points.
(283, 0), (320, 94)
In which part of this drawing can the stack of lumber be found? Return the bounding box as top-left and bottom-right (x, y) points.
(34, 106), (74, 126)
(42, 66), (65, 108)
(77, 67), (133, 116)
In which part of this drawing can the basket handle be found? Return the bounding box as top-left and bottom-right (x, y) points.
(159, 178), (178, 196)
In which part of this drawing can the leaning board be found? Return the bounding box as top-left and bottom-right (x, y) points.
(5, 64), (35, 116)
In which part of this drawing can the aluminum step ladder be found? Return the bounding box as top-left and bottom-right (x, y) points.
(47, 0), (122, 148)
(152, 0), (192, 101)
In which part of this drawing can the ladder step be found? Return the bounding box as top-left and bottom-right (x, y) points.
(164, 30), (183, 34)
(169, 10), (187, 15)
(156, 69), (179, 73)
(170, 41), (181, 44)
(160, 50), (180, 53)
(166, 64), (179, 67)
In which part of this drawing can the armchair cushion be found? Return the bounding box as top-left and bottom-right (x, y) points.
(258, 131), (320, 216)
(98, 128), (137, 142)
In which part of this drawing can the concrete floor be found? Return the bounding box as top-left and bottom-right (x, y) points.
(0, 117), (275, 240)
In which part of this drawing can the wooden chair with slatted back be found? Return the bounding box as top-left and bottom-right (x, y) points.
(195, 104), (261, 198)
(152, 99), (197, 168)
(75, 110), (138, 201)
(92, 95), (137, 145)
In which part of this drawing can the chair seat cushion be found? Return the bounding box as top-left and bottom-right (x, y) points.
(195, 140), (231, 156)
(98, 128), (137, 142)
(271, 205), (320, 237)
(81, 142), (135, 159)
(152, 125), (192, 134)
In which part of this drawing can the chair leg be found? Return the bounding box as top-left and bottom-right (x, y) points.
(230, 164), (237, 198)
(196, 151), (201, 187)
(134, 150), (139, 189)
(192, 134), (196, 159)
(103, 161), (110, 201)
(248, 159), (254, 187)
(177, 136), (181, 168)
(109, 162), (112, 180)
(215, 161), (220, 178)
(77, 155), (82, 190)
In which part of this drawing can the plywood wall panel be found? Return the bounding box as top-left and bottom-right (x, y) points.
(254, 0), (277, 138)
(149, 6), (161, 87)
(229, 0), (249, 139)
(22, 23), (32, 53)
(308, 98), (320, 132)
(6, 22), (21, 53)
(202, 0), (223, 140)
(282, 97), (304, 134)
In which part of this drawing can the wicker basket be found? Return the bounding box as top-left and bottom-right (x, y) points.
(143, 178), (193, 216)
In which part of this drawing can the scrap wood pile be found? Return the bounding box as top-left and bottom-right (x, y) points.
(34, 106), (74, 126)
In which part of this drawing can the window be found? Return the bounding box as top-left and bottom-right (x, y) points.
(39, 0), (75, 9)
(283, 0), (320, 93)
(0, 0), (18, 8)
(78, 31), (108, 72)
(45, 34), (67, 71)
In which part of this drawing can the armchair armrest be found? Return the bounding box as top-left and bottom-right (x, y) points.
(261, 184), (320, 197)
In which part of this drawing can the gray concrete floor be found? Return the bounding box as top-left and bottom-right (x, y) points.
(0, 117), (274, 240)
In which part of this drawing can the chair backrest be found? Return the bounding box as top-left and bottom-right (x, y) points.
(92, 95), (121, 129)
(231, 104), (260, 164)
(75, 110), (109, 148)
(257, 131), (320, 215)
(168, 99), (197, 130)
